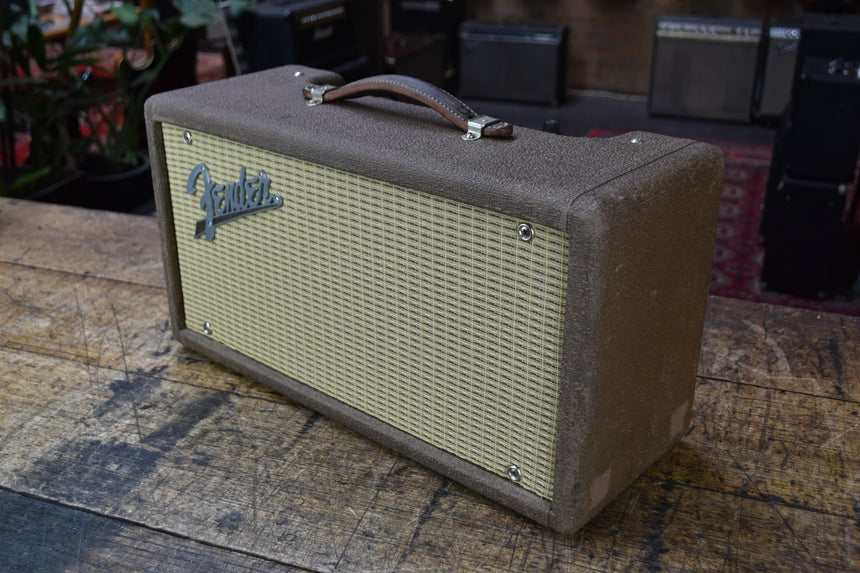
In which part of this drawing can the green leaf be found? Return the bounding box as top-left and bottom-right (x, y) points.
(173, 0), (220, 29)
(110, 2), (140, 28)
(12, 168), (52, 190)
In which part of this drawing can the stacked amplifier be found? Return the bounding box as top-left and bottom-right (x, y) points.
(760, 14), (860, 296)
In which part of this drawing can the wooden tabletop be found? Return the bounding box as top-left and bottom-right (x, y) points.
(1, 197), (857, 572)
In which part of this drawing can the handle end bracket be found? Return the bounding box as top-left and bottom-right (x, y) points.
(462, 115), (503, 141)
(306, 84), (337, 106)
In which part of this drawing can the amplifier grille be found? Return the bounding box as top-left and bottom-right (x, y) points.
(162, 123), (569, 499)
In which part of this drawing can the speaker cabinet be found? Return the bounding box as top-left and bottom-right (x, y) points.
(650, 16), (762, 122)
(145, 66), (723, 534)
(761, 176), (847, 297)
(236, 0), (367, 78)
(458, 21), (568, 106)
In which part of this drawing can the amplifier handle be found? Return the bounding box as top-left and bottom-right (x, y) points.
(302, 75), (514, 141)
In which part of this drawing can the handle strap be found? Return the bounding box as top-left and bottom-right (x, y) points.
(302, 75), (514, 140)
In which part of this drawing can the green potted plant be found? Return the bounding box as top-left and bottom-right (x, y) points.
(1, 0), (95, 197)
(1, 0), (225, 210)
(65, 0), (223, 210)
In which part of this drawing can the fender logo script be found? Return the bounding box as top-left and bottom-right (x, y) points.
(186, 163), (283, 241)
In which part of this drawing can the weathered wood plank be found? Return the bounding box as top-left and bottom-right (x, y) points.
(2, 201), (859, 571)
(649, 378), (860, 520)
(3, 274), (856, 521)
(0, 489), (308, 572)
(0, 198), (163, 287)
(340, 472), (856, 572)
(337, 381), (859, 571)
(1, 343), (857, 571)
(699, 299), (860, 401)
(0, 350), (392, 572)
(0, 261), (288, 404)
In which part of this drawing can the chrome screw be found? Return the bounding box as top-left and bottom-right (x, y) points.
(203, 322), (213, 335)
(183, 131), (193, 145)
(517, 223), (535, 242)
(630, 137), (643, 144)
(507, 465), (522, 482)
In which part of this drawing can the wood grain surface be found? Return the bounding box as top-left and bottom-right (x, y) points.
(1, 197), (858, 571)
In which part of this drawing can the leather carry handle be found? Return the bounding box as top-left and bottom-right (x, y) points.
(302, 75), (514, 140)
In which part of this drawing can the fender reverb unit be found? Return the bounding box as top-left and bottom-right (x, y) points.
(145, 67), (723, 534)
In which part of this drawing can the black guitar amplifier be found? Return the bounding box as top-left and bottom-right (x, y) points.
(458, 21), (569, 106)
(782, 56), (860, 182)
(779, 14), (860, 183)
(792, 12), (860, 69)
(236, 0), (367, 79)
(649, 16), (762, 122)
(758, 14), (860, 296)
(761, 15), (860, 236)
